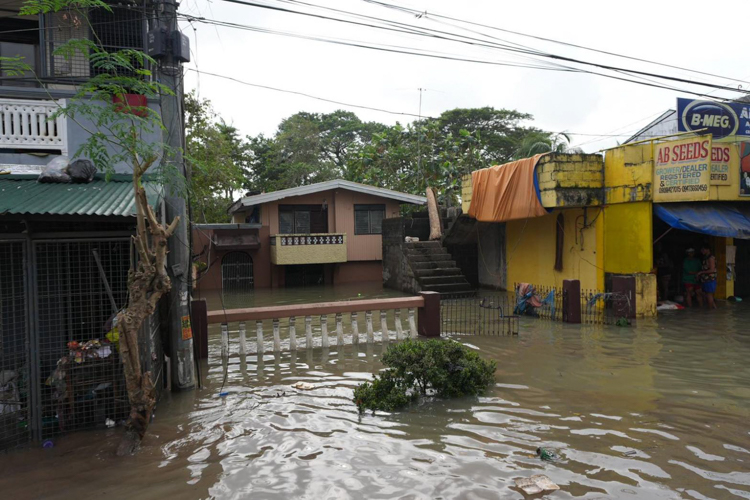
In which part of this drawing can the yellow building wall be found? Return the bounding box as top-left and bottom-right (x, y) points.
(603, 201), (653, 274)
(536, 153), (604, 208)
(604, 144), (653, 205)
(505, 208), (603, 291)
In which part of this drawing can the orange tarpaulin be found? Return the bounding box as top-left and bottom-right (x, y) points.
(467, 154), (548, 223)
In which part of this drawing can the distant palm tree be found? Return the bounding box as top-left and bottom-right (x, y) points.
(513, 132), (582, 159)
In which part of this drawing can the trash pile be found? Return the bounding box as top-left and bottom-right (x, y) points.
(64, 339), (114, 364)
(38, 157), (97, 184)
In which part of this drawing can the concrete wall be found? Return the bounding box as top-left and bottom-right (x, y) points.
(476, 222), (506, 289)
(604, 144), (653, 205)
(382, 217), (419, 293)
(505, 208), (603, 291)
(192, 226), (272, 291)
(603, 201), (653, 274)
(536, 153), (604, 208)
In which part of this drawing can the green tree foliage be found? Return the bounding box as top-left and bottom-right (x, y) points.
(513, 131), (582, 159)
(185, 92), (248, 223)
(247, 110), (385, 192)
(353, 339), (496, 414)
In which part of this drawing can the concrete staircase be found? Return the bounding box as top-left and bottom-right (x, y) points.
(406, 241), (473, 295)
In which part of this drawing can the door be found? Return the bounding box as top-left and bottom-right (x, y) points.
(222, 252), (254, 295)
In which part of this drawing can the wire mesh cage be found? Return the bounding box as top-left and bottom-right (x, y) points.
(440, 292), (519, 336)
(34, 239), (131, 439)
(0, 241), (31, 450)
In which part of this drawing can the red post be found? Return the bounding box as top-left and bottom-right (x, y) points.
(191, 299), (209, 359)
(562, 280), (581, 324)
(418, 291), (441, 337)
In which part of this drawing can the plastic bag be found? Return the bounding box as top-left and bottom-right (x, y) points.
(68, 159), (97, 183)
(38, 156), (71, 183)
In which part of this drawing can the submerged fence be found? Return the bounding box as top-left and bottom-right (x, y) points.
(440, 293), (518, 336)
(204, 296), (426, 355)
(512, 282), (633, 326)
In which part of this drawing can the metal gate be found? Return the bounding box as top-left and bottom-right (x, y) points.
(0, 241), (30, 449)
(222, 252), (254, 296)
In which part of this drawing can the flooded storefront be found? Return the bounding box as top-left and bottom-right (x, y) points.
(1, 286), (748, 499)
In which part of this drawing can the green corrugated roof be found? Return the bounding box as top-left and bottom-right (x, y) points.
(0, 173), (162, 217)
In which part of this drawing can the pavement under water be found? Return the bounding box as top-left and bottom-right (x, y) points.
(1, 284), (749, 500)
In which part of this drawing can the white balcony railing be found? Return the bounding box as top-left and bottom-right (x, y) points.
(0, 98), (67, 154)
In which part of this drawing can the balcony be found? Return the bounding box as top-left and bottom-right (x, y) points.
(0, 98), (68, 154)
(270, 233), (347, 265)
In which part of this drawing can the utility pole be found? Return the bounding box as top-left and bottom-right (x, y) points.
(156, 0), (195, 390)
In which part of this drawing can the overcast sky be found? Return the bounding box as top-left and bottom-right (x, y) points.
(179, 0), (749, 153)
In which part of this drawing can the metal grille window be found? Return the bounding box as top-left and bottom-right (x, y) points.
(0, 242), (30, 449)
(44, 5), (146, 81)
(354, 204), (385, 235)
(222, 252), (254, 296)
(35, 240), (130, 438)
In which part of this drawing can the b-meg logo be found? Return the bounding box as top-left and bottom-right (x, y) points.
(681, 101), (739, 139)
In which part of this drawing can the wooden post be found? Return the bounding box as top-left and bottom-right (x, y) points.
(238, 321), (247, 355)
(289, 317), (297, 351)
(256, 320), (265, 354)
(336, 313), (344, 346)
(305, 316), (313, 349)
(191, 299), (208, 360)
(408, 308), (417, 338)
(351, 312), (360, 345)
(563, 279), (581, 324)
(321, 315), (329, 348)
(272, 319), (281, 352)
(418, 291), (440, 337)
(220, 323), (229, 358)
(366, 311), (374, 343)
(395, 309), (404, 340)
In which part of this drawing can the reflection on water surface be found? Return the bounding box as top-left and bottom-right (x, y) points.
(1, 285), (749, 500)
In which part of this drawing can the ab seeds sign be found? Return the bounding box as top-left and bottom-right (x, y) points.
(654, 137), (711, 202)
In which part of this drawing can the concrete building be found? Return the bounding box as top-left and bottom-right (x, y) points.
(461, 99), (750, 316)
(193, 180), (426, 291)
(0, 1), (170, 449)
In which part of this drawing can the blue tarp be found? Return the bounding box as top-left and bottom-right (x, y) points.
(654, 203), (750, 239)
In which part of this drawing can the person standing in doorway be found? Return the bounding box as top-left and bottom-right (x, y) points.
(682, 248), (702, 307)
(697, 245), (718, 309)
(655, 245), (673, 302)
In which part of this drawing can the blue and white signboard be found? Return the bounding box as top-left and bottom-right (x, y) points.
(677, 98), (750, 139)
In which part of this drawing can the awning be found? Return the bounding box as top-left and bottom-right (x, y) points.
(467, 154), (548, 223)
(654, 203), (750, 239)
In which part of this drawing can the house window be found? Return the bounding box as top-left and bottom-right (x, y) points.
(354, 204), (385, 235)
(279, 205), (327, 234)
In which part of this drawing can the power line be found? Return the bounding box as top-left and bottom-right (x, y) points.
(242, 0), (749, 95)
(182, 12), (736, 101)
(361, 0), (749, 88)
(187, 68), (434, 118)
(206, 0), (747, 100)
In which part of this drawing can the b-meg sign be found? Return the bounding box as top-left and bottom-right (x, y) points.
(654, 136), (711, 202)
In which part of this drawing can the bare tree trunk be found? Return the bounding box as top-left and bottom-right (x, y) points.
(426, 186), (442, 241)
(117, 163), (179, 456)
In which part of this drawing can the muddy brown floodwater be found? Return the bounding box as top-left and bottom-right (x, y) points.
(1, 284), (749, 500)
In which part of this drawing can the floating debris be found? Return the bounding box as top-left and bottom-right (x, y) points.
(537, 447), (558, 461)
(515, 474), (559, 495)
(293, 382), (315, 390)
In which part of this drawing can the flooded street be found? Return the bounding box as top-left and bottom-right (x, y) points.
(1, 286), (749, 499)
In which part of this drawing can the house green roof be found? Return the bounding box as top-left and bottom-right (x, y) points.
(0, 173), (162, 217)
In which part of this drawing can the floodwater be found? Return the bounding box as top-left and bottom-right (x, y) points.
(1, 285), (749, 500)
